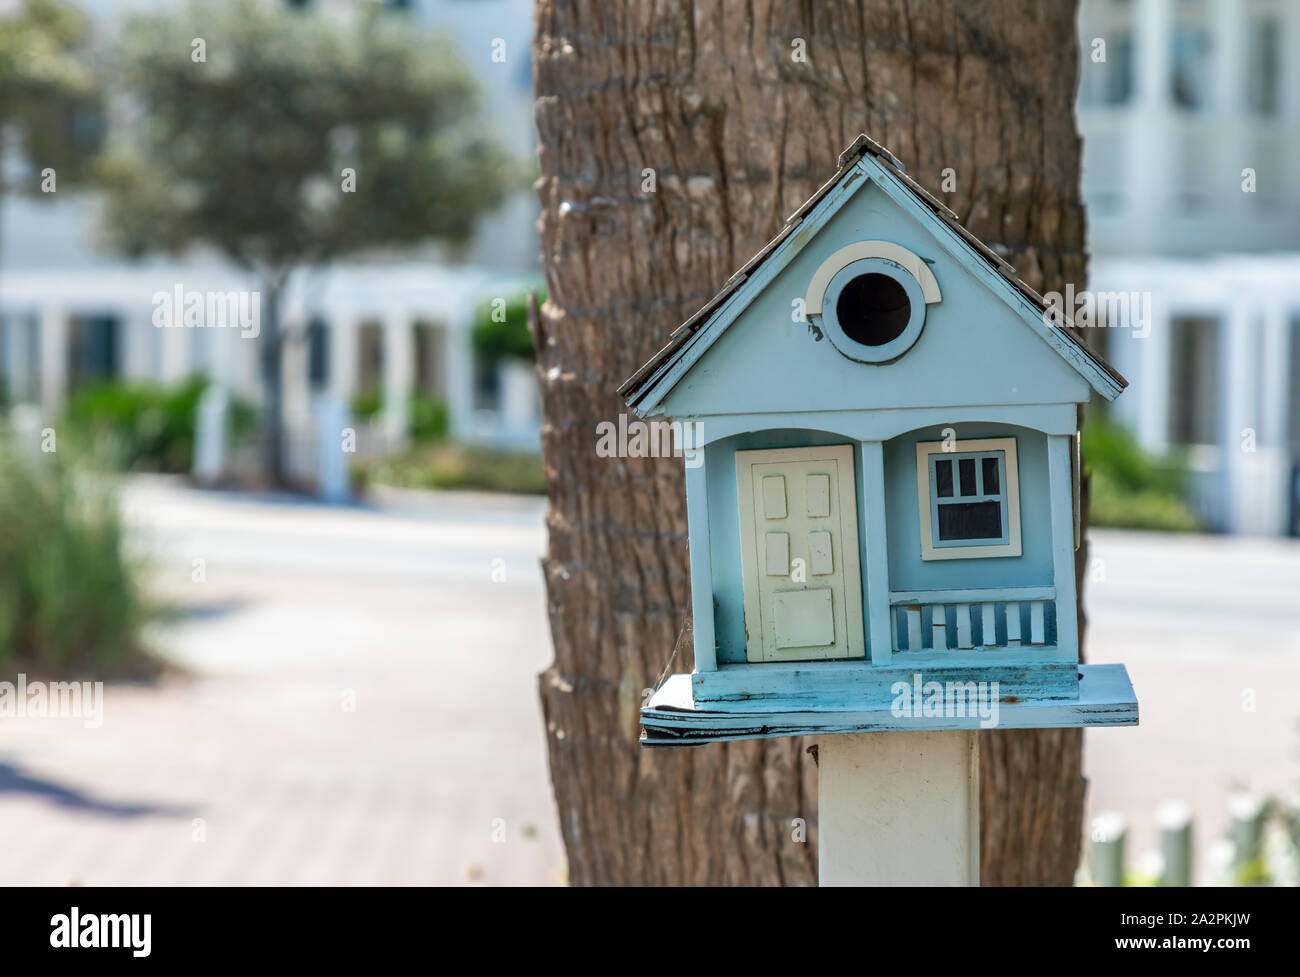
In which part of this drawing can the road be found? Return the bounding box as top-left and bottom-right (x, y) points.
(1, 477), (1296, 884)
(1082, 528), (1300, 880)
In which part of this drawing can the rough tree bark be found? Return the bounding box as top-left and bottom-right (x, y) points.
(533, 0), (1091, 884)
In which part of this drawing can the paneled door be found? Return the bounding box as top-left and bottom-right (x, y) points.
(736, 445), (865, 662)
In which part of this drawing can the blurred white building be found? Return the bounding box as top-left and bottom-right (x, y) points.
(0, 0), (543, 486)
(1079, 0), (1300, 534)
(7, 0), (1300, 529)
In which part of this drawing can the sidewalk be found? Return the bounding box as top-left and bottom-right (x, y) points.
(1, 479), (562, 885)
(2, 480), (1296, 884)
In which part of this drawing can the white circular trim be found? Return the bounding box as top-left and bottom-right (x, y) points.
(805, 240), (941, 315)
(818, 257), (927, 364)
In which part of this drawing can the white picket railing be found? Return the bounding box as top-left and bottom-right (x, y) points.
(889, 586), (1056, 652)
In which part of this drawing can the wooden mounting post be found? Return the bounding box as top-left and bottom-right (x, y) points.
(818, 730), (980, 886)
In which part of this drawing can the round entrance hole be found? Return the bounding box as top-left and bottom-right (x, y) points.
(834, 273), (912, 347)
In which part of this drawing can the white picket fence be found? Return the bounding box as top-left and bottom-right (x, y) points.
(890, 586), (1056, 652)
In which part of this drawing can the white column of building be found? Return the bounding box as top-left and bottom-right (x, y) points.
(38, 305), (66, 416)
(1134, 289), (1172, 454)
(208, 310), (237, 392)
(1219, 301), (1258, 534)
(1129, 0), (1174, 246)
(1257, 297), (1292, 534)
(158, 317), (189, 384)
(1211, 0), (1246, 221)
(1283, 0), (1300, 220)
(279, 311), (311, 426)
(382, 308), (414, 450)
(121, 306), (156, 382)
(447, 309), (473, 441)
(445, 303), (476, 442)
(234, 311), (261, 403)
(329, 310), (359, 408)
(311, 309), (359, 498)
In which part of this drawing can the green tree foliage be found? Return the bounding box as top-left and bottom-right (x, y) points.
(0, 1), (101, 194)
(96, 0), (517, 479)
(471, 287), (542, 363)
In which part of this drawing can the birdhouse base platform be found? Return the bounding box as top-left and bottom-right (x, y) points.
(640, 663), (1137, 746)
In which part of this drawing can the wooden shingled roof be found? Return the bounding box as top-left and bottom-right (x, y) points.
(619, 134), (1125, 407)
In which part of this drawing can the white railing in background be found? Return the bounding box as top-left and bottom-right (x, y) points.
(1079, 111), (1127, 216)
(889, 586), (1056, 652)
(1078, 107), (1300, 253)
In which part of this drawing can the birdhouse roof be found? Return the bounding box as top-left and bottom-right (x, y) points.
(620, 134), (1126, 414)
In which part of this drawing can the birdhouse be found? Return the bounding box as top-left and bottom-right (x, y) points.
(629, 135), (1139, 745)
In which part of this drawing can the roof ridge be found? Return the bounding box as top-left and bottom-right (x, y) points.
(619, 135), (1126, 404)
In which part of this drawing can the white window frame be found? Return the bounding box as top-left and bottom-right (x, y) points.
(915, 437), (1022, 560)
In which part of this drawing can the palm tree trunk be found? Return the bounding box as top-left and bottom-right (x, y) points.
(533, 0), (1090, 884)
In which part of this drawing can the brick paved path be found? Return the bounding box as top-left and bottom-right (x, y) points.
(0, 480), (563, 885)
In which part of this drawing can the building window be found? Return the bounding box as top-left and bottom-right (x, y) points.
(1079, 31), (1135, 107)
(916, 437), (1022, 560)
(66, 315), (120, 391)
(307, 317), (330, 390)
(1246, 17), (1280, 116)
(1169, 315), (1221, 446)
(413, 321), (446, 397)
(1287, 318), (1300, 472)
(1170, 26), (1209, 110)
(357, 321), (384, 391)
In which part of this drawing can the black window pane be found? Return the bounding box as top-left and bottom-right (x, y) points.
(982, 457), (999, 495)
(937, 501), (1003, 541)
(958, 458), (977, 496)
(935, 459), (953, 497)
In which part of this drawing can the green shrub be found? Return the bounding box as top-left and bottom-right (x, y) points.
(354, 443), (545, 495)
(350, 387), (383, 423)
(61, 376), (253, 474)
(351, 389), (449, 444)
(1081, 416), (1201, 532)
(471, 287), (543, 364)
(0, 437), (159, 676)
(408, 392), (449, 444)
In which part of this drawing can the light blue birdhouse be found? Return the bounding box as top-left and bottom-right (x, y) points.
(629, 135), (1138, 745)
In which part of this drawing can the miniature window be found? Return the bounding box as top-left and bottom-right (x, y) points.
(915, 438), (1022, 560)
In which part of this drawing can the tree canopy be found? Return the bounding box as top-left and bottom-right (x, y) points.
(96, 0), (517, 275)
(0, 0), (100, 192)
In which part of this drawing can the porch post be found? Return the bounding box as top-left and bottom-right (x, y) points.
(39, 305), (67, 415)
(329, 309), (360, 405)
(382, 308), (414, 451)
(1047, 434), (1079, 660)
(819, 730), (979, 886)
(1219, 303), (1256, 534)
(445, 306), (475, 442)
(684, 445), (716, 672)
(860, 440), (893, 665)
(1135, 299), (1171, 454)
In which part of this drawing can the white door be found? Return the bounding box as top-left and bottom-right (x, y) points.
(736, 445), (865, 662)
